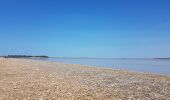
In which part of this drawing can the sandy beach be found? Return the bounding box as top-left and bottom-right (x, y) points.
(0, 58), (169, 100)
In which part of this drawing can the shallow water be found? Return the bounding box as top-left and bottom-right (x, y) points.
(31, 58), (170, 75)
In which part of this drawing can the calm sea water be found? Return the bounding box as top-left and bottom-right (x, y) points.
(31, 58), (170, 75)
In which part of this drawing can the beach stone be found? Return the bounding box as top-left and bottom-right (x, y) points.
(0, 58), (169, 100)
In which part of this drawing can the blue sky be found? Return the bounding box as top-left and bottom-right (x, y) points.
(0, 0), (170, 58)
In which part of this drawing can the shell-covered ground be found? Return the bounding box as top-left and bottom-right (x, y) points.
(0, 58), (169, 100)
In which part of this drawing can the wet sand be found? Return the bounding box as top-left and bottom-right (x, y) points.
(0, 58), (169, 100)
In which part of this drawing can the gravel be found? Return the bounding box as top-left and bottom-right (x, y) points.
(0, 58), (169, 100)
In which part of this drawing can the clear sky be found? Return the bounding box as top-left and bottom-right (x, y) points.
(0, 0), (170, 58)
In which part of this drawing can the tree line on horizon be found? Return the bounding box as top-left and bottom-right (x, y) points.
(2, 55), (49, 58)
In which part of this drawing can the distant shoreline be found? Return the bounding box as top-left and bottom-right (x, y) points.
(1, 55), (170, 60)
(1, 55), (49, 58)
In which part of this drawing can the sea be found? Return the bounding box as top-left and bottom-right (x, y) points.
(31, 58), (170, 75)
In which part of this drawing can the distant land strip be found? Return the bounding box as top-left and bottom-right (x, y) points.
(1, 55), (49, 58)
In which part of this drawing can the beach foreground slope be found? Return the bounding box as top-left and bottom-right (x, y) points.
(0, 58), (169, 100)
